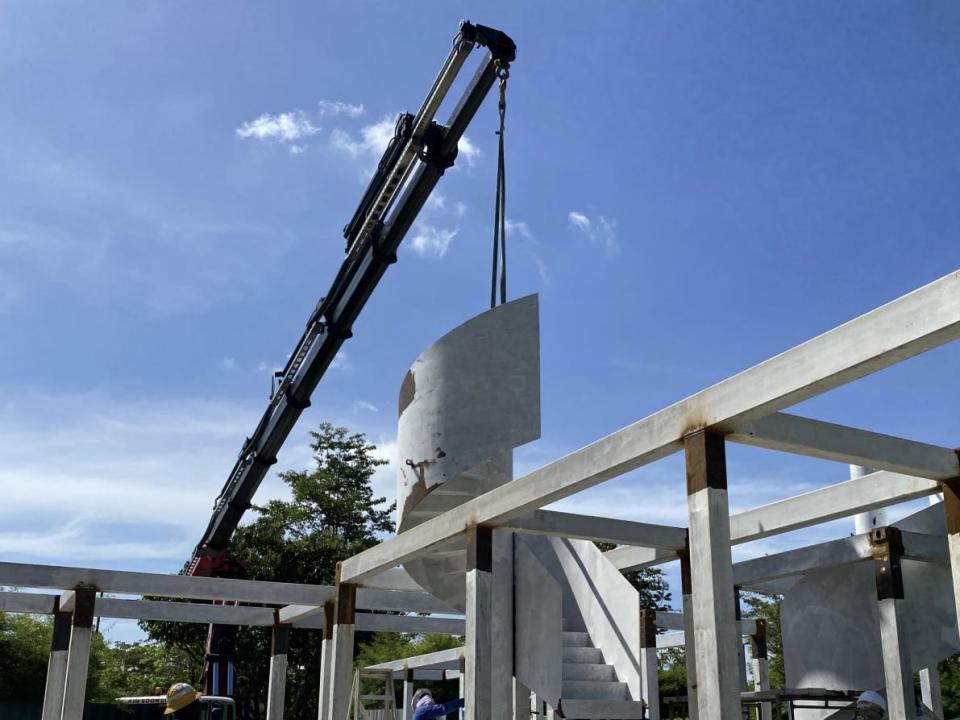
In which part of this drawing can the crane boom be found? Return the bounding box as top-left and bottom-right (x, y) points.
(189, 21), (516, 568)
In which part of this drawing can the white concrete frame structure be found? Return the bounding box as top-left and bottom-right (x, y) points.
(323, 270), (960, 720)
(7, 271), (960, 719)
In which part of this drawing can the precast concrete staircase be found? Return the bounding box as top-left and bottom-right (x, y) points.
(559, 623), (644, 719)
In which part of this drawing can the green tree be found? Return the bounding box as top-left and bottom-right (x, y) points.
(741, 592), (784, 690)
(0, 610), (51, 701)
(594, 543), (672, 611)
(143, 423), (394, 719)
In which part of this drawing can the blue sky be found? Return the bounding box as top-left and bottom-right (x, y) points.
(2, 1), (960, 642)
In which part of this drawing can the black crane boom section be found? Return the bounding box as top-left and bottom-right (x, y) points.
(189, 22), (516, 571)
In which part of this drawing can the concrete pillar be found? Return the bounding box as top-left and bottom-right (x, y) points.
(750, 620), (772, 720)
(402, 669), (414, 720)
(684, 430), (741, 720)
(465, 525), (493, 720)
(317, 602), (334, 720)
(679, 548), (699, 720)
(40, 610), (72, 720)
(60, 587), (96, 720)
(326, 577), (356, 720)
(639, 610), (660, 720)
(266, 624), (290, 720)
(459, 656), (466, 699)
(734, 587), (747, 692)
(492, 530), (515, 716)
(920, 667), (942, 719)
(872, 527), (916, 720)
(942, 478), (960, 658)
(513, 678), (530, 720)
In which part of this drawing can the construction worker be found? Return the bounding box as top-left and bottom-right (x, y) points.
(410, 688), (465, 719)
(164, 682), (203, 718)
(856, 691), (887, 720)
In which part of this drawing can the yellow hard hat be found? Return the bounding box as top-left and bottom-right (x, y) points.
(164, 683), (202, 715)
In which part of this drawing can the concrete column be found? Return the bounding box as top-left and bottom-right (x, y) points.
(40, 610), (72, 720)
(750, 620), (772, 720)
(639, 610), (660, 720)
(513, 678), (530, 720)
(920, 667), (943, 719)
(402, 669), (414, 720)
(942, 478), (960, 654)
(684, 430), (741, 720)
(872, 527), (916, 720)
(679, 548), (699, 720)
(465, 526), (493, 720)
(492, 530), (514, 716)
(326, 577), (356, 720)
(459, 655), (466, 699)
(734, 588), (747, 692)
(317, 602), (334, 720)
(266, 624), (290, 720)
(60, 587), (96, 720)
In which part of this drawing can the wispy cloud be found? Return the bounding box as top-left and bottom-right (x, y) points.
(353, 400), (380, 414)
(330, 350), (351, 371)
(409, 224), (457, 259)
(220, 357), (236, 371)
(330, 116), (395, 159)
(457, 136), (480, 167)
(568, 210), (619, 255)
(505, 217), (549, 285)
(236, 110), (320, 143)
(317, 100), (365, 118)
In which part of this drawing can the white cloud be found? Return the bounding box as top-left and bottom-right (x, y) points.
(457, 136), (480, 167)
(505, 218), (532, 239)
(236, 110), (320, 143)
(353, 400), (380, 414)
(454, 201), (467, 217)
(409, 224), (457, 259)
(330, 350), (351, 371)
(221, 356), (236, 371)
(568, 210), (619, 254)
(318, 100), (365, 118)
(331, 116), (395, 159)
(426, 193), (447, 212)
(288, 144), (307, 155)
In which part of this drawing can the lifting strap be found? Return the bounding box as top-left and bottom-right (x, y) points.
(490, 62), (509, 309)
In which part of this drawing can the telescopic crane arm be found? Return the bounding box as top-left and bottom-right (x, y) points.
(188, 21), (516, 571)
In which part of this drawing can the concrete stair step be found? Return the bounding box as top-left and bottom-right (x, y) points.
(559, 699), (645, 719)
(562, 646), (604, 664)
(562, 680), (629, 701)
(562, 631), (591, 647)
(562, 663), (616, 681)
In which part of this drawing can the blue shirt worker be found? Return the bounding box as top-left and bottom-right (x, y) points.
(411, 689), (465, 719)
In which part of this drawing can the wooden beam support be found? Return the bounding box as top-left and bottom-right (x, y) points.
(341, 270), (960, 584)
(685, 431), (740, 720)
(726, 413), (960, 480)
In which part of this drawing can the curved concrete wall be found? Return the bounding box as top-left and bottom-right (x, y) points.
(782, 503), (960, 694)
(396, 294), (540, 609)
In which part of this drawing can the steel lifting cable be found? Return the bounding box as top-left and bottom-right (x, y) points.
(490, 63), (509, 309)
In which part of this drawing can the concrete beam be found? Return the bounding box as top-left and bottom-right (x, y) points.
(0, 560), (330, 605)
(726, 413), (960, 481)
(340, 269), (960, 584)
(0, 590), (57, 614)
(365, 647), (464, 673)
(502, 510), (686, 550)
(729, 470), (940, 544)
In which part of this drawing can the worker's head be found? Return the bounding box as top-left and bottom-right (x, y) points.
(856, 690), (887, 720)
(164, 683), (202, 716)
(411, 688), (434, 709)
